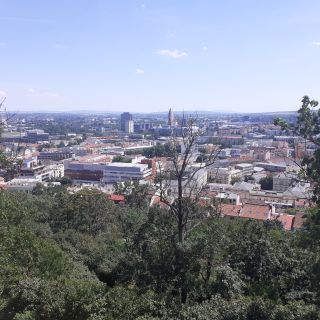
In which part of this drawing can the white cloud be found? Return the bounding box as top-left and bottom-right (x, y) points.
(136, 68), (145, 74)
(27, 88), (58, 98)
(155, 49), (188, 59)
(54, 43), (68, 49)
(312, 41), (320, 46)
(0, 90), (6, 97)
(202, 45), (208, 51)
(141, 3), (146, 9)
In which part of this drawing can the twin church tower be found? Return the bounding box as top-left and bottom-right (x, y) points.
(168, 108), (187, 127)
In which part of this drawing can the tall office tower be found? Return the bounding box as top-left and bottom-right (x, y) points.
(168, 108), (174, 126)
(125, 119), (134, 133)
(181, 110), (187, 127)
(120, 112), (133, 131)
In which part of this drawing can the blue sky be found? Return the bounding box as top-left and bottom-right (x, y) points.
(1, 0), (320, 113)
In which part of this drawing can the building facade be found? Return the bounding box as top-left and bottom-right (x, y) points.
(168, 108), (174, 126)
(120, 112), (133, 132)
(102, 162), (152, 183)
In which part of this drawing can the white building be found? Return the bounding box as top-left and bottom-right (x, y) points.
(125, 120), (134, 133)
(6, 178), (60, 193)
(47, 163), (64, 179)
(207, 167), (242, 184)
(102, 162), (152, 183)
(235, 163), (254, 176)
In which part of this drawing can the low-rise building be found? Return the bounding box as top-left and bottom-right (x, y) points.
(221, 203), (295, 231)
(20, 157), (54, 181)
(254, 162), (287, 172)
(207, 167), (242, 184)
(102, 162), (152, 183)
(6, 178), (60, 192)
(23, 129), (49, 143)
(235, 163), (254, 176)
(64, 155), (112, 183)
(47, 163), (64, 179)
(38, 151), (74, 162)
(273, 172), (296, 192)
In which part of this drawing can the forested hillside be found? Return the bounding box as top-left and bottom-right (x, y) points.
(1, 185), (320, 319)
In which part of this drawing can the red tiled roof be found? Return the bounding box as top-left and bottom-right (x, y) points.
(221, 204), (242, 217)
(295, 199), (308, 207)
(240, 204), (269, 220)
(276, 214), (294, 231)
(108, 194), (125, 202)
(293, 212), (306, 229)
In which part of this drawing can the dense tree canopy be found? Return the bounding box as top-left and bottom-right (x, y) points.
(259, 176), (273, 190)
(1, 185), (320, 319)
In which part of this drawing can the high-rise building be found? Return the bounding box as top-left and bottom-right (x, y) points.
(168, 108), (174, 126)
(181, 110), (187, 127)
(125, 119), (134, 133)
(120, 112), (133, 131)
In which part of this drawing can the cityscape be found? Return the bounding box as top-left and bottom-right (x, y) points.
(1, 1), (320, 319)
(0, 107), (311, 230)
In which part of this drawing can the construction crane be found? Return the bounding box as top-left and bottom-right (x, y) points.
(0, 96), (6, 109)
(0, 97), (7, 126)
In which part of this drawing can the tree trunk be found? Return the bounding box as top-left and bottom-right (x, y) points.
(177, 175), (184, 243)
(176, 175), (188, 302)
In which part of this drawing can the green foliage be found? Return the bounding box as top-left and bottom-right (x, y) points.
(274, 96), (320, 202)
(142, 143), (171, 158)
(112, 155), (132, 163)
(114, 181), (150, 208)
(275, 96), (320, 260)
(259, 176), (273, 190)
(1, 174), (320, 318)
(231, 176), (242, 185)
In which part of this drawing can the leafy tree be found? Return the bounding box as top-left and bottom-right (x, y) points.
(274, 96), (320, 201)
(142, 143), (172, 158)
(231, 176), (242, 185)
(112, 155), (132, 163)
(57, 188), (115, 236)
(274, 96), (320, 248)
(259, 176), (273, 190)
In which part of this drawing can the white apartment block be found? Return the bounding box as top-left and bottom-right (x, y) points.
(102, 162), (152, 183)
(235, 163), (254, 176)
(207, 167), (242, 184)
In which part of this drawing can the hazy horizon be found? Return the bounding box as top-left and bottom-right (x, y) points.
(5, 107), (298, 115)
(1, 1), (320, 113)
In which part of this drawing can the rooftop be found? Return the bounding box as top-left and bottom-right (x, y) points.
(106, 162), (147, 168)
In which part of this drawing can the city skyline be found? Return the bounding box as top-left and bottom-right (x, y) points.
(1, 1), (320, 113)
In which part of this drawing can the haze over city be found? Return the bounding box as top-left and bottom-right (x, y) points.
(1, 0), (320, 113)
